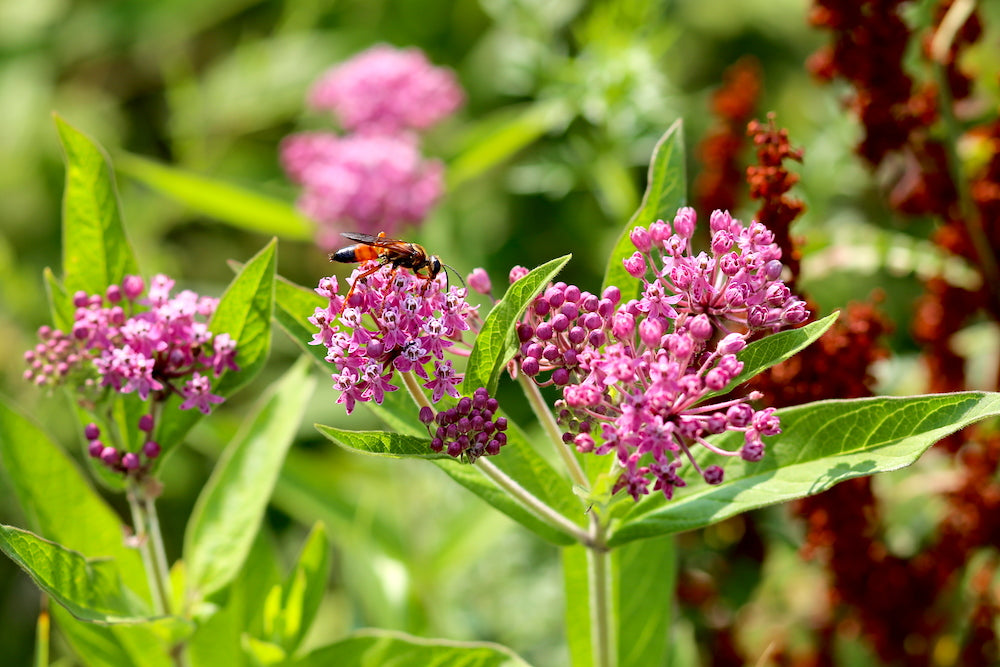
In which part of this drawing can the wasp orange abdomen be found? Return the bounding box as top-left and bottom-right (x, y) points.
(331, 244), (382, 264)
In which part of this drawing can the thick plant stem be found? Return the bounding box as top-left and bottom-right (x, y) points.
(476, 458), (597, 547)
(126, 486), (169, 615)
(588, 516), (614, 667)
(401, 371), (433, 412)
(518, 373), (589, 488)
(401, 371), (597, 547)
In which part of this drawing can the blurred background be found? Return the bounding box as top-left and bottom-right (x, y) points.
(1, 0), (997, 665)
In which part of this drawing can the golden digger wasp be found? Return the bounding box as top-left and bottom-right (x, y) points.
(330, 232), (463, 309)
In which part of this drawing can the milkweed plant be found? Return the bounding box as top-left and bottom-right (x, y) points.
(2, 55), (999, 667)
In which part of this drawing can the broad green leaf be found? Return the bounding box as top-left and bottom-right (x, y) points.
(273, 274), (328, 369)
(155, 238), (276, 452)
(291, 629), (532, 667)
(43, 267), (73, 333)
(316, 423), (580, 546)
(54, 115), (139, 299)
(448, 99), (570, 189)
(314, 426), (442, 459)
(242, 636), (287, 665)
(462, 255), (572, 395)
(561, 545), (593, 667)
(0, 525), (151, 624)
(705, 312), (840, 400)
(609, 391), (1000, 546)
(602, 121), (686, 302)
(265, 522), (330, 654)
(117, 153), (313, 241)
(50, 606), (173, 667)
(187, 530), (282, 667)
(0, 400), (148, 598)
(616, 536), (674, 667)
(184, 357), (314, 599)
(209, 238), (277, 397)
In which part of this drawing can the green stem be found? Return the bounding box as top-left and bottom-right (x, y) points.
(402, 372), (598, 547)
(144, 491), (173, 607)
(588, 517), (614, 667)
(475, 458), (599, 547)
(126, 485), (169, 615)
(33, 596), (49, 667)
(517, 374), (589, 488)
(401, 371), (433, 411)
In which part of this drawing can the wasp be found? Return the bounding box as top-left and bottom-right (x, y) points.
(330, 232), (462, 309)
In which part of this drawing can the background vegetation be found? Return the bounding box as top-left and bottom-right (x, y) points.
(1, 1), (997, 664)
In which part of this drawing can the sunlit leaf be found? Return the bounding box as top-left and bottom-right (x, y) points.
(602, 121), (685, 302)
(54, 115), (140, 301)
(184, 357), (314, 599)
(117, 153), (313, 241)
(291, 629), (531, 667)
(0, 525), (152, 625)
(610, 391), (1000, 546)
(462, 254), (572, 395)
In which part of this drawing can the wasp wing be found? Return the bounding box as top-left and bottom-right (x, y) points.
(339, 231), (402, 247)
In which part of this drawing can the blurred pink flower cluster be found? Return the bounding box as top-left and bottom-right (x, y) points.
(281, 45), (464, 248)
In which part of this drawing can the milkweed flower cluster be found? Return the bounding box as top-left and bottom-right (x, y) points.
(23, 274), (237, 414)
(23, 274), (237, 477)
(308, 44), (465, 136)
(281, 133), (445, 249)
(310, 267), (478, 415)
(282, 44), (463, 248)
(516, 208), (808, 501)
(84, 416), (162, 476)
(418, 387), (509, 463)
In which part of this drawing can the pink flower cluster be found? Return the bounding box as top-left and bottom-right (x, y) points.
(309, 267), (478, 414)
(282, 44), (464, 248)
(625, 207), (809, 332)
(308, 44), (464, 135)
(418, 388), (509, 463)
(84, 416), (162, 477)
(515, 208), (809, 501)
(281, 133), (444, 249)
(24, 274), (238, 415)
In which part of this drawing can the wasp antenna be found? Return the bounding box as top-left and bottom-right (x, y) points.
(442, 263), (466, 291)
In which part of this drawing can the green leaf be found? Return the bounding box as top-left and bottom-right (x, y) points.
(264, 521), (330, 654)
(316, 422), (580, 546)
(602, 121), (686, 302)
(314, 426), (443, 459)
(561, 545), (592, 667)
(291, 629), (532, 667)
(273, 274), (328, 369)
(0, 400), (148, 598)
(117, 153), (313, 241)
(50, 606), (173, 667)
(462, 255), (572, 395)
(209, 238), (277, 397)
(616, 536), (674, 667)
(54, 115), (140, 299)
(448, 100), (570, 189)
(43, 267), (73, 333)
(609, 391), (1000, 546)
(0, 525), (151, 624)
(187, 529), (282, 667)
(155, 238), (276, 452)
(705, 312), (840, 400)
(184, 357), (314, 599)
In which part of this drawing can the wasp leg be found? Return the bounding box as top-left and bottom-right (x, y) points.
(339, 262), (388, 313)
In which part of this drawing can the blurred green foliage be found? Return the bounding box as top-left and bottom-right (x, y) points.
(2, 0), (995, 665)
